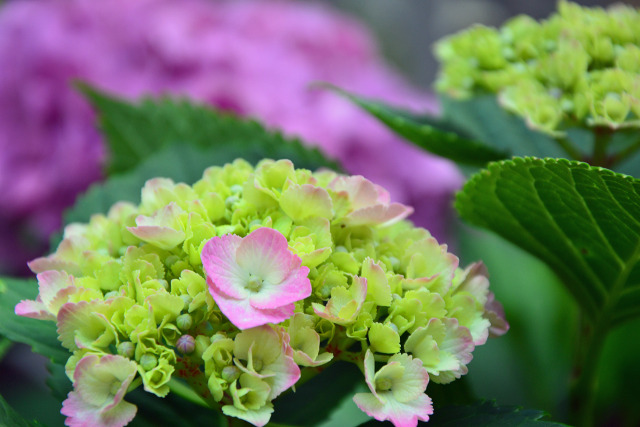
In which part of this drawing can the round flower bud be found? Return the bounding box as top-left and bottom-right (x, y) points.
(139, 354), (158, 371)
(176, 313), (193, 331)
(176, 335), (196, 354)
(117, 341), (135, 359)
(221, 366), (241, 383)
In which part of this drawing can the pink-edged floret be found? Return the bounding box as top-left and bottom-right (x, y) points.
(201, 227), (311, 329)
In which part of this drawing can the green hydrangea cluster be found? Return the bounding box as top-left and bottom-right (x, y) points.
(19, 159), (506, 427)
(435, 0), (640, 135)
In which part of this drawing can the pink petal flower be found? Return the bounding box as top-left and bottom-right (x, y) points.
(61, 354), (137, 427)
(312, 276), (367, 325)
(15, 270), (75, 320)
(202, 227), (311, 330)
(232, 325), (301, 400)
(329, 175), (413, 226)
(353, 350), (433, 427)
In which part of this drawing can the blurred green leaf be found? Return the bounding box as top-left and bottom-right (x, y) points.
(330, 88), (509, 166)
(426, 400), (568, 426)
(439, 95), (568, 159)
(456, 158), (640, 325)
(272, 362), (365, 427)
(78, 83), (341, 175)
(0, 277), (67, 364)
(0, 394), (46, 427)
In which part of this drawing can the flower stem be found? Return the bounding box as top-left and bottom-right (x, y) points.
(0, 337), (12, 363)
(555, 135), (584, 161)
(609, 136), (640, 168)
(168, 378), (211, 408)
(590, 126), (614, 167)
(569, 313), (609, 427)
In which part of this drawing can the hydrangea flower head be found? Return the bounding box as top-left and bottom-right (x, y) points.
(353, 349), (433, 427)
(435, 0), (640, 135)
(16, 159), (504, 426)
(202, 227), (311, 329)
(0, 0), (462, 275)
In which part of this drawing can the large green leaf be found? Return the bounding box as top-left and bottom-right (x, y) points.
(439, 95), (568, 158)
(0, 394), (45, 427)
(78, 84), (341, 175)
(271, 362), (367, 427)
(331, 88), (509, 166)
(0, 277), (68, 364)
(456, 158), (640, 325)
(425, 400), (567, 426)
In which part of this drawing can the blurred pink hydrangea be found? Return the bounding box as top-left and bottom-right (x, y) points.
(0, 0), (463, 275)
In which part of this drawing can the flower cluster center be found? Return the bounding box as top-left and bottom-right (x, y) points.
(375, 377), (393, 392)
(246, 274), (263, 292)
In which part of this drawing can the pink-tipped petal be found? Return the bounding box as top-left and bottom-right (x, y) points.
(249, 266), (311, 310)
(486, 292), (509, 337)
(202, 234), (248, 300)
(61, 354), (137, 427)
(208, 279), (293, 329)
(236, 227), (293, 284)
(15, 298), (53, 320)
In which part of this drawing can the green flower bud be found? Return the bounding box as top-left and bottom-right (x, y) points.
(221, 366), (241, 383)
(117, 341), (135, 359)
(139, 353), (158, 371)
(176, 313), (193, 331)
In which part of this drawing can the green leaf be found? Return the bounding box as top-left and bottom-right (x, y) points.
(456, 158), (640, 325)
(0, 394), (46, 427)
(0, 277), (68, 364)
(425, 400), (567, 426)
(330, 87), (509, 166)
(78, 83), (341, 175)
(439, 95), (568, 158)
(271, 362), (366, 427)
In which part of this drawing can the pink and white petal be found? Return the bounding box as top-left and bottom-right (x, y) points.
(15, 298), (53, 320)
(388, 354), (429, 403)
(329, 176), (379, 210)
(249, 266), (311, 310)
(62, 354), (138, 427)
(373, 183), (392, 204)
(37, 270), (74, 310)
(236, 228), (293, 284)
(222, 404), (274, 427)
(362, 349), (379, 398)
(441, 318), (475, 366)
(353, 392), (388, 423)
(263, 352), (301, 399)
(92, 401), (137, 427)
(210, 282), (293, 329)
(384, 393), (433, 427)
(346, 203), (413, 227)
(485, 292), (509, 337)
(202, 234), (248, 300)
(127, 225), (186, 251)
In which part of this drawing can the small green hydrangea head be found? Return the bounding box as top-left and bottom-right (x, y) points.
(435, 0), (640, 135)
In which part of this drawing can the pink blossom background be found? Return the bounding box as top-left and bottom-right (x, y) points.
(0, 0), (463, 275)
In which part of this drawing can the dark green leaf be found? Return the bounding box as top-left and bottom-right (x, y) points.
(330, 87), (509, 166)
(426, 400), (567, 426)
(0, 277), (68, 364)
(271, 362), (366, 427)
(78, 83), (341, 175)
(0, 394), (46, 427)
(456, 158), (640, 325)
(439, 95), (569, 159)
